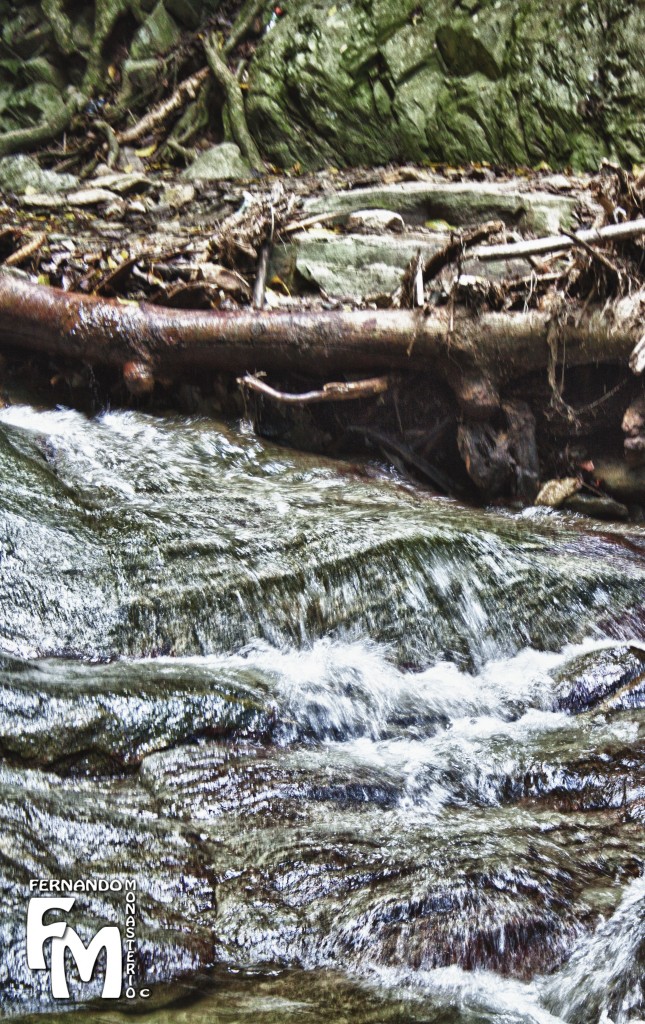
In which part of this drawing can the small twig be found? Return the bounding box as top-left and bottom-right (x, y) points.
(473, 217), (645, 262)
(562, 229), (622, 278)
(252, 243), (270, 309)
(238, 374), (389, 404)
(117, 67), (210, 145)
(5, 232), (47, 268)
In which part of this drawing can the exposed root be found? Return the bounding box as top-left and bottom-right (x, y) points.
(203, 32), (263, 170)
(223, 0), (266, 56)
(0, 95), (81, 158)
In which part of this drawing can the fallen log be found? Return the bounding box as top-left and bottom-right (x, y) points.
(0, 270), (641, 382)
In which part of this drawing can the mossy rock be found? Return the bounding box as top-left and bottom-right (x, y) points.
(131, 0), (181, 59)
(247, 0), (645, 170)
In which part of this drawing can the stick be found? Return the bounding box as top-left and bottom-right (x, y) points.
(562, 229), (622, 277)
(472, 217), (645, 262)
(252, 244), (270, 309)
(238, 374), (389, 404)
(4, 233), (47, 268)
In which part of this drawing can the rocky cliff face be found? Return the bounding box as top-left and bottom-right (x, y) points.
(0, 0), (643, 173)
(247, 0), (645, 170)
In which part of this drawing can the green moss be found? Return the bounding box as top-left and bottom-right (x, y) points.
(248, 0), (645, 171)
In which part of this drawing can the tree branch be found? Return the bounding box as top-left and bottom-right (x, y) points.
(238, 374), (389, 404)
(472, 217), (645, 262)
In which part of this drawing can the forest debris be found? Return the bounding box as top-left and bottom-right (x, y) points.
(422, 220), (504, 283)
(199, 263), (250, 298)
(473, 217), (645, 262)
(535, 477), (581, 508)
(93, 253), (140, 295)
(238, 374), (389, 404)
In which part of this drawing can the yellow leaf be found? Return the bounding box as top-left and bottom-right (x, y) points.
(134, 144), (157, 158)
(107, 64), (118, 81)
(107, 255), (118, 269)
(269, 275), (291, 296)
(37, 274), (50, 286)
(327, 4), (337, 15)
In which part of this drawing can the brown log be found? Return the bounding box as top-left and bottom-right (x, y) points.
(0, 271), (641, 381)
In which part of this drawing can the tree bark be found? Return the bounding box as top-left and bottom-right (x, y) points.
(0, 271), (641, 381)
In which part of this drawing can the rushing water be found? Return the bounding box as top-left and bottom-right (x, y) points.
(0, 401), (643, 1022)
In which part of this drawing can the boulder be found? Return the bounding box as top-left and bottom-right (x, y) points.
(130, 1), (181, 59)
(182, 143), (252, 181)
(0, 154), (77, 194)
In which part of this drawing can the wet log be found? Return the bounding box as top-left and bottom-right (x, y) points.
(0, 271), (642, 382)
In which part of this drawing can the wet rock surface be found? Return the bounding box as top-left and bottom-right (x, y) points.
(0, 402), (643, 1019)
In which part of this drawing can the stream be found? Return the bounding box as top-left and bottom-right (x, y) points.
(0, 400), (643, 1022)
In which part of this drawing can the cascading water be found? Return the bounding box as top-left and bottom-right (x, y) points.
(0, 399), (643, 1023)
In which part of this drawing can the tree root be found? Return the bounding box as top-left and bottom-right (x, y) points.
(223, 0), (266, 56)
(203, 32), (263, 170)
(0, 95), (82, 158)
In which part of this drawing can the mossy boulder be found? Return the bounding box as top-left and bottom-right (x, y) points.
(247, 0), (645, 171)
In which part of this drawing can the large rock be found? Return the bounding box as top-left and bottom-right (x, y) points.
(0, 154), (76, 194)
(247, 0), (645, 171)
(183, 143), (252, 181)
